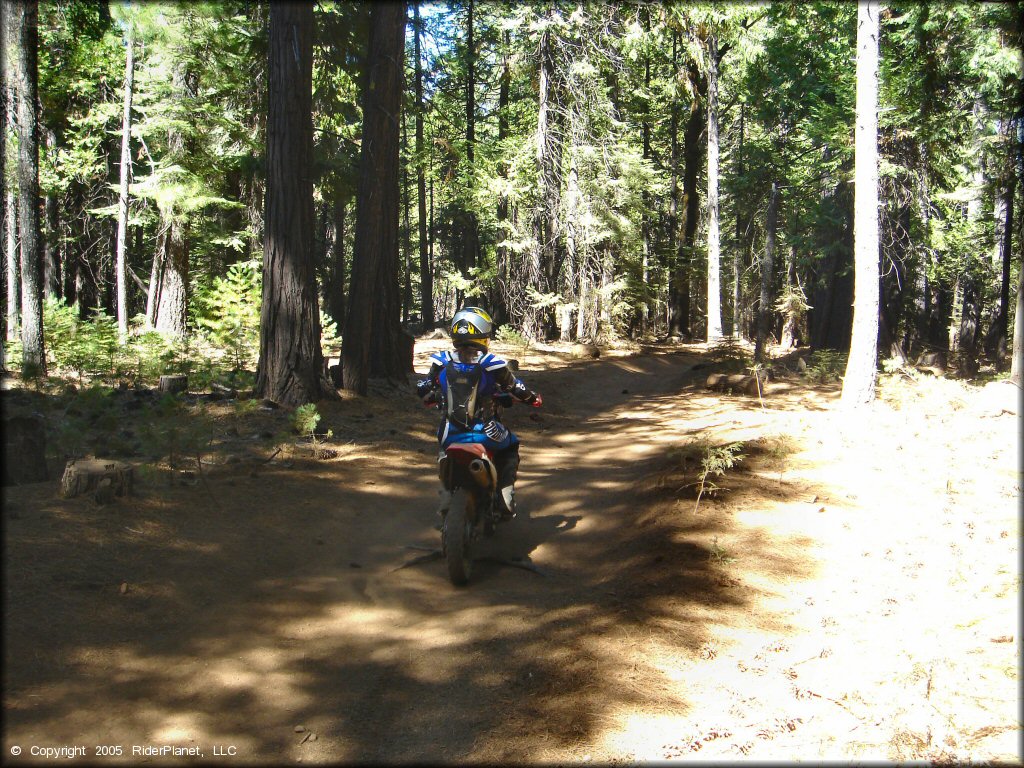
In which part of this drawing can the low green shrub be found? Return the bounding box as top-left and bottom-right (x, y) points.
(804, 349), (848, 384)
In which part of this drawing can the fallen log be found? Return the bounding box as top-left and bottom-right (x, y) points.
(706, 372), (769, 396)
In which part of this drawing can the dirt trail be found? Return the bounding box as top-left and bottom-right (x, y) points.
(3, 341), (1020, 764)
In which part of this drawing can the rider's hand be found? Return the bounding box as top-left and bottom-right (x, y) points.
(529, 393), (543, 408)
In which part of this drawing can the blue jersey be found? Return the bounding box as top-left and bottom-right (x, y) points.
(417, 349), (535, 450)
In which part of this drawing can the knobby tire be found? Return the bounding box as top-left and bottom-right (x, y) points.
(444, 488), (474, 585)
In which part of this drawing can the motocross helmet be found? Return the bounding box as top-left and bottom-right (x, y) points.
(450, 306), (493, 352)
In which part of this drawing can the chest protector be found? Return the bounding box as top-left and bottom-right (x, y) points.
(444, 361), (484, 429)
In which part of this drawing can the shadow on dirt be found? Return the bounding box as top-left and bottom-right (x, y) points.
(3, 346), (823, 762)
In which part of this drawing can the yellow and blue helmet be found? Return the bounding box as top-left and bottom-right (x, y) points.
(450, 306), (493, 351)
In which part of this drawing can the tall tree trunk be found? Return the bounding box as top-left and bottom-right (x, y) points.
(1011, 240), (1023, 386)
(733, 102), (746, 340)
(755, 182), (779, 363)
(986, 148), (1015, 359)
(670, 61), (705, 339)
(667, 33), (682, 339)
(43, 175), (59, 300)
(343, 2), (406, 394)
(533, 9), (562, 338)
(5, 187), (17, 342)
(493, 27), (511, 326)
(153, 224), (188, 338)
(327, 194), (347, 334)
(255, 2), (328, 406)
(640, 27), (652, 336)
(12, 0), (45, 376)
(562, 154), (579, 343)
(115, 18), (135, 335)
(461, 0), (478, 283)
(842, 0), (881, 407)
(148, 65), (191, 336)
(414, 2), (432, 329)
(780, 246), (798, 350)
(705, 33), (723, 343)
(401, 113), (412, 323)
(0, 0), (5, 363)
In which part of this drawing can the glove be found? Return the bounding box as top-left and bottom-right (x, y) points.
(529, 393), (543, 408)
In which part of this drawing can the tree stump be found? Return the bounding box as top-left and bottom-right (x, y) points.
(3, 414), (49, 486)
(60, 459), (133, 500)
(159, 374), (188, 394)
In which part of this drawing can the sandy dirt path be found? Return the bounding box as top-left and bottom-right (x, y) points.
(3, 340), (1020, 764)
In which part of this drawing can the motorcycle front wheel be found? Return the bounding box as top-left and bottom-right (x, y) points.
(443, 488), (474, 585)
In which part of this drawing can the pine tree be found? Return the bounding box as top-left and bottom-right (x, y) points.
(343, 2), (406, 394)
(841, 1), (881, 407)
(11, 0), (46, 377)
(255, 2), (329, 406)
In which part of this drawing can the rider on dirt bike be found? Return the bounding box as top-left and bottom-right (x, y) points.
(416, 306), (542, 519)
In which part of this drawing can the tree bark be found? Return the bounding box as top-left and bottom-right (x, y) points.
(43, 168), (59, 300)
(255, 2), (329, 406)
(401, 113), (412, 324)
(734, 102), (747, 341)
(343, 2), (406, 394)
(414, 2), (433, 329)
(841, 1), (881, 407)
(1011, 240), (1023, 386)
(5, 189), (17, 341)
(705, 33), (723, 342)
(460, 0), (479, 284)
(533, 8), (563, 338)
(667, 33), (682, 338)
(152, 223), (188, 338)
(986, 150), (1015, 357)
(670, 61), (704, 339)
(780, 247), (799, 350)
(327, 194), (346, 334)
(493, 28), (511, 325)
(640, 25), (652, 335)
(755, 183), (779, 363)
(115, 18), (135, 335)
(0, 15), (5, 357)
(148, 62), (190, 337)
(12, 0), (45, 377)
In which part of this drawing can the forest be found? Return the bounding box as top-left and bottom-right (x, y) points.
(3, 3), (1023, 763)
(1, 1), (1021, 404)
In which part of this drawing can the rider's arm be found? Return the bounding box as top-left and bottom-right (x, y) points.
(416, 362), (442, 403)
(493, 365), (540, 405)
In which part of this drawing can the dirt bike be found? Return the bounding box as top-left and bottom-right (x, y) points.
(438, 393), (519, 586)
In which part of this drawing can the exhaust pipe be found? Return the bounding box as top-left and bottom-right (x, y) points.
(468, 458), (496, 489)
